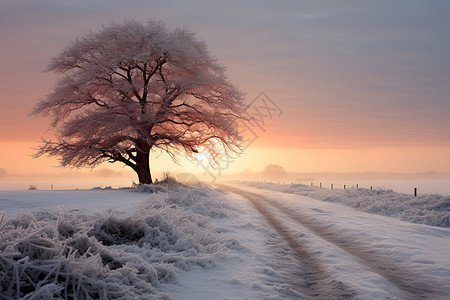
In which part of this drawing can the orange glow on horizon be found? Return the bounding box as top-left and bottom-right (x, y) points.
(2, 140), (450, 186)
(2, 4), (450, 186)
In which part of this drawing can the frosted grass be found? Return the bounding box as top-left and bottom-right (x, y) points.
(0, 185), (238, 299)
(243, 182), (450, 227)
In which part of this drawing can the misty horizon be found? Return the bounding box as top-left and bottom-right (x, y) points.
(2, 165), (450, 180)
(1, 1), (450, 190)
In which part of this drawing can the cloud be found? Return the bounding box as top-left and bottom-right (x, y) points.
(2, 0), (450, 152)
(0, 168), (7, 178)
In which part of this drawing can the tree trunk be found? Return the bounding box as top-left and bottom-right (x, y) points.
(134, 146), (152, 184)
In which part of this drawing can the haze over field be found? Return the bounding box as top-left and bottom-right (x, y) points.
(1, 0), (450, 186)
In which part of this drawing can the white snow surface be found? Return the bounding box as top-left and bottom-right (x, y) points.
(0, 185), (239, 299)
(1, 182), (449, 299)
(243, 181), (450, 227)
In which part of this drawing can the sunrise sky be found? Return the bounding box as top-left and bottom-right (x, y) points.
(1, 0), (450, 185)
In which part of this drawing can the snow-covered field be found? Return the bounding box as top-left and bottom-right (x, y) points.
(243, 181), (450, 227)
(1, 182), (449, 299)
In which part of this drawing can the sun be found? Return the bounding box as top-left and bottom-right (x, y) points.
(195, 150), (210, 162)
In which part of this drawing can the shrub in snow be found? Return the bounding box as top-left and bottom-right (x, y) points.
(130, 183), (167, 194)
(0, 186), (237, 299)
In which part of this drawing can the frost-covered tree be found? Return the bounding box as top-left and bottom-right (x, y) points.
(32, 20), (246, 184)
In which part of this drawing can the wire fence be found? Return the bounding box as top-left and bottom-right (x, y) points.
(249, 180), (421, 196)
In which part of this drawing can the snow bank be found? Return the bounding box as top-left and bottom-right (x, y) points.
(0, 185), (238, 299)
(242, 182), (450, 227)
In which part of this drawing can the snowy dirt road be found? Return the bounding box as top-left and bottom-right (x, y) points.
(216, 183), (450, 300)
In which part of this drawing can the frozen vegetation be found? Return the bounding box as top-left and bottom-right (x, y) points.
(0, 184), (238, 299)
(1, 182), (449, 299)
(243, 181), (450, 227)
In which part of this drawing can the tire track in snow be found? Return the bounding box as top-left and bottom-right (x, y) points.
(217, 184), (356, 299)
(219, 184), (440, 299)
(259, 194), (440, 299)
